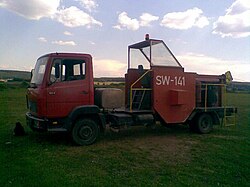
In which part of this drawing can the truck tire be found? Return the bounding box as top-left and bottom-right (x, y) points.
(72, 119), (100, 145)
(196, 113), (213, 134)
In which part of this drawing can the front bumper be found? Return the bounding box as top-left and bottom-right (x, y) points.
(26, 112), (48, 131)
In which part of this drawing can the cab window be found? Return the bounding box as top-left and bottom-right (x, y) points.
(50, 59), (86, 84)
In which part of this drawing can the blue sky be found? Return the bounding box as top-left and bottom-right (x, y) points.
(0, 0), (249, 81)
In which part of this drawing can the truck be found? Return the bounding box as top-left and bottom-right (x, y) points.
(26, 35), (237, 145)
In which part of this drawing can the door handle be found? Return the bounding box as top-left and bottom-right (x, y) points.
(81, 91), (88, 95)
(48, 91), (56, 95)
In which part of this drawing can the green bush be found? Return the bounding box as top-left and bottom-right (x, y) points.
(0, 83), (7, 90)
(20, 81), (29, 88)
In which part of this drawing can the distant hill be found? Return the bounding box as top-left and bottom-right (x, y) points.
(228, 81), (250, 92)
(0, 70), (249, 92)
(0, 70), (31, 81)
(94, 77), (124, 83)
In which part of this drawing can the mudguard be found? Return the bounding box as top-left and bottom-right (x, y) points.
(66, 105), (106, 131)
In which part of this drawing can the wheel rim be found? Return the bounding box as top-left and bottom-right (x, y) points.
(200, 116), (211, 130)
(79, 126), (93, 140)
(72, 119), (99, 145)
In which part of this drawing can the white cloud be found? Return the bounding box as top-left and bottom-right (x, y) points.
(161, 7), (209, 30)
(213, 0), (250, 38)
(0, 63), (33, 71)
(64, 31), (73, 36)
(0, 0), (102, 29)
(94, 59), (126, 77)
(0, 0), (60, 20)
(113, 12), (140, 31)
(53, 6), (102, 28)
(113, 12), (159, 31)
(38, 37), (47, 42)
(140, 13), (159, 27)
(76, 0), (98, 12)
(226, 0), (250, 15)
(177, 53), (250, 81)
(52, 40), (77, 46)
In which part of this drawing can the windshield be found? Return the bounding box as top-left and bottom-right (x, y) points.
(30, 57), (48, 86)
(130, 48), (150, 69)
(151, 41), (180, 67)
(129, 40), (181, 69)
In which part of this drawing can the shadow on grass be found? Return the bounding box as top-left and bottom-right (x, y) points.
(103, 124), (190, 140)
(27, 131), (73, 146)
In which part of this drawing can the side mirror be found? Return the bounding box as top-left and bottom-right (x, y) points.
(31, 69), (34, 80)
(55, 63), (60, 79)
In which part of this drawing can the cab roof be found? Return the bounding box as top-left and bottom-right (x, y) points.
(39, 53), (92, 59)
(128, 39), (163, 49)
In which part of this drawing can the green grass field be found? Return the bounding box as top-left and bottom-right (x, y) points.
(0, 87), (249, 186)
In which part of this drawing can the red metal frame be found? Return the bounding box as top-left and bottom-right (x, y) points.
(152, 66), (196, 123)
(27, 53), (94, 119)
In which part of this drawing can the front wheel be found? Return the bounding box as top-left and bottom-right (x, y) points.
(196, 113), (213, 134)
(72, 119), (100, 145)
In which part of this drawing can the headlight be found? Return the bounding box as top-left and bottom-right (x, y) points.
(28, 100), (37, 113)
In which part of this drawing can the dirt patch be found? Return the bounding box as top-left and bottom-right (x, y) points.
(131, 134), (198, 165)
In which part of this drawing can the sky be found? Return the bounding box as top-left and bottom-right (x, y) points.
(0, 0), (249, 81)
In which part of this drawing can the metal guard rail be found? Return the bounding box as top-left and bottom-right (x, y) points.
(129, 70), (152, 112)
(202, 83), (237, 126)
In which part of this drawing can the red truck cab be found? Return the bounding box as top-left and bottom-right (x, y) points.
(26, 53), (104, 133)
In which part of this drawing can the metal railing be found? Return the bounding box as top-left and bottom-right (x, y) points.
(129, 70), (152, 112)
(202, 83), (236, 126)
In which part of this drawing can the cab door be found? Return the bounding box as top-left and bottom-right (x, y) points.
(46, 57), (91, 118)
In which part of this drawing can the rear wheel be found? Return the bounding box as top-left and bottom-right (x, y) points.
(72, 119), (100, 145)
(196, 113), (213, 134)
